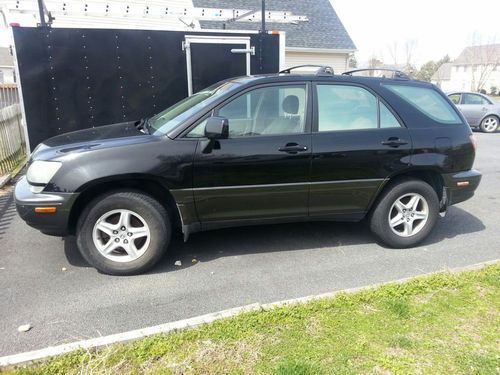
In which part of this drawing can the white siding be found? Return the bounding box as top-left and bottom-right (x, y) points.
(285, 51), (348, 74)
(448, 65), (500, 92)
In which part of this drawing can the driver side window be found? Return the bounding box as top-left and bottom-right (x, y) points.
(187, 85), (308, 138)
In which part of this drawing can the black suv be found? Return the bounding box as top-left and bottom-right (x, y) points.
(15, 66), (481, 275)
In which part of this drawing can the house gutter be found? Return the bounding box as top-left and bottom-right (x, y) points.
(286, 47), (357, 54)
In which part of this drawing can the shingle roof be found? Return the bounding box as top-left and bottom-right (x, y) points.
(192, 0), (356, 50)
(454, 44), (500, 65)
(0, 47), (13, 66)
(431, 62), (452, 81)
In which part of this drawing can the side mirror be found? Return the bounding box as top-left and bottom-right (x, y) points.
(205, 116), (229, 139)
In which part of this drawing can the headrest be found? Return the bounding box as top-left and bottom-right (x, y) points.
(282, 95), (299, 114)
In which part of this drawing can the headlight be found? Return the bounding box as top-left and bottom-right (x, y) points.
(26, 160), (62, 188)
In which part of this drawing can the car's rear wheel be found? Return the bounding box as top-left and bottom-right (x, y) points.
(77, 191), (170, 275)
(480, 115), (499, 133)
(370, 179), (439, 248)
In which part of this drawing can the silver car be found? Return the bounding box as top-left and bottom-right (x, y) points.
(448, 92), (500, 133)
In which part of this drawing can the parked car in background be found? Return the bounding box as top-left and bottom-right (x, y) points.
(15, 67), (481, 275)
(448, 92), (500, 133)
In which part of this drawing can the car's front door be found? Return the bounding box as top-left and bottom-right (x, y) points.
(459, 93), (490, 126)
(309, 83), (412, 219)
(190, 83), (312, 225)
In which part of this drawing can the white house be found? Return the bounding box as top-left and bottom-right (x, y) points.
(1, 0), (356, 73)
(193, 0), (356, 73)
(0, 47), (15, 83)
(432, 44), (500, 93)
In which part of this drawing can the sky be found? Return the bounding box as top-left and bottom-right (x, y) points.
(331, 0), (500, 67)
(1, 0), (500, 69)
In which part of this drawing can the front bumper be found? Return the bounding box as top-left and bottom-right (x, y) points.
(442, 169), (482, 207)
(14, 176), (78, 236)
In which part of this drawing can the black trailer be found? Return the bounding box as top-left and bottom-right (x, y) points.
(11, 27), (283, 150)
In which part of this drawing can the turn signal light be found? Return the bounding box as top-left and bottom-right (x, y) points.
(34, 207), (57, 213)
(456, 181), (469, 187)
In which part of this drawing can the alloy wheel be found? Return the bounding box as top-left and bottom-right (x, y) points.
(388, 193), (429, 237)
(482, 116), (498, 132)
(92, 209), (151, 262)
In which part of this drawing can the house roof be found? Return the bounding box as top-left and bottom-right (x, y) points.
(432, 62), (452, 81)
(192, 0), (356, 51)
(0, 47), (13, 67)
(454, 44), (500, 65)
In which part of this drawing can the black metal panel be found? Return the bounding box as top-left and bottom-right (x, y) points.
(12, 27), (280, 149)
(191, 43), (247, 94)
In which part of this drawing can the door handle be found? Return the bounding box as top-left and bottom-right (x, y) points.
(279, 143), (308, 153)
(381, 138), (408, 148)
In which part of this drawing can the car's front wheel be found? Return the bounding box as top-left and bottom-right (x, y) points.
(77, 191), (170, 275)
(370, 179), (439, 248)
(480, 115), (499, 133)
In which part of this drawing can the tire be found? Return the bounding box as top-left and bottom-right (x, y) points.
(370, 179), (439, 248)
(480, 115), (499, 133)
(76, 191), (170, 275)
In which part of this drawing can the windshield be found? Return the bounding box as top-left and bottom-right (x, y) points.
(149, 81), (239, 135)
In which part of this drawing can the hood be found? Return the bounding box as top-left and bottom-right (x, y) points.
(42, 121), (143, 147)
(32, 121), (151, 160)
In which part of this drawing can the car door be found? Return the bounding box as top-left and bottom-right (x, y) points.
(190, 83), (312, 225)
(459, 93), (490, 126)
(309, 83), (412, 219)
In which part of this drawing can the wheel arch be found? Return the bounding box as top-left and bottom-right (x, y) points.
(68, 176), (182, 236)
(367, 169), (444, 215)
(480, 113), (500, 124)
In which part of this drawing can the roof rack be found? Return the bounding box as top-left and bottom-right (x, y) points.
(342, 68), (411, 80)
(279, 65), (334, 76)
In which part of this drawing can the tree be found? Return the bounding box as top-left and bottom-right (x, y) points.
(385, 39), (418, 77)
(404, 40), (417, 69)
(348, 53), (357, 68)
(387, 41), (399, 65)
(416, 61), (438, 82)
(415, 55), (450, 82)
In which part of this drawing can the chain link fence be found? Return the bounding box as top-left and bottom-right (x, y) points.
(0, 83), (27, 179)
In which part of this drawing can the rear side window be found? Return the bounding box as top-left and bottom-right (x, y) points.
(316, 85), (401, 132)
(462, 93), (491, 105)
(385, 85), (462, 124)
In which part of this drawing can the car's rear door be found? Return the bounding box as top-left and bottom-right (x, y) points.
(190, 82), (312, 225)
(309, 82), (412, 219)
(459, 93), (490, 126)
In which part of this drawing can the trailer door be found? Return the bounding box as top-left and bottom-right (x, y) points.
(183, 36), (253, 96)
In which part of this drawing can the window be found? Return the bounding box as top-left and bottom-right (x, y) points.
(385, 84), (461, 124)
(187, 84), (308, 138)
(462, 93), (491, 105)
(448, 94), (461, 105)
(380, 102), (401, 128)
(150, 81), (240, 135)
(316, 85), (400, 132)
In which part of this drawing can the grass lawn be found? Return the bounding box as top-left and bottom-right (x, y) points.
(7, 264), (499, 375)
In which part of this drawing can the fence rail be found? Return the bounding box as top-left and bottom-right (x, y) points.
(0, 84), (26, 178)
